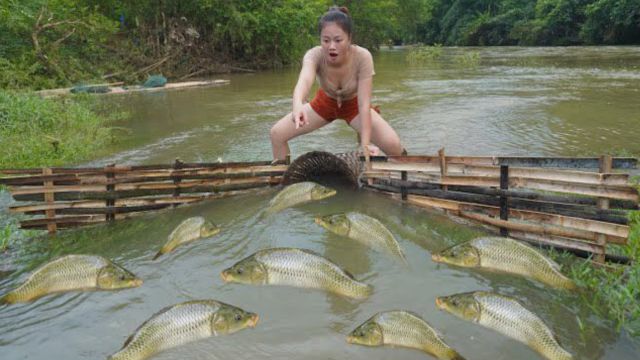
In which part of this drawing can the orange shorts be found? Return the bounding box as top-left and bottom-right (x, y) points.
(309, 88), (379, 124)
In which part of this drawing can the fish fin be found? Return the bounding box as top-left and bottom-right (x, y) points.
(450, 352), (467, 360)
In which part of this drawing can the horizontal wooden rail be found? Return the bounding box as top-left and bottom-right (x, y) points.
(383, 155), (638, 169)
(0, 165), (287, 186)
(403, 194), (628, 244)
(0, 160), (278, 176)
(371, 162), (630, 186)
(364, 172), (638, 202)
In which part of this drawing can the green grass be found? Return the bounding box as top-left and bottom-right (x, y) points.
(0, 91), (126, 168)
(548, 209), (640, 336)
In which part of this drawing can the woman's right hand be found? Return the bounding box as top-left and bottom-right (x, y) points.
(292, 103), (307, 129)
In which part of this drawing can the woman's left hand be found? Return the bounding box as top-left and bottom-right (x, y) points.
(363, 144), (380, 156)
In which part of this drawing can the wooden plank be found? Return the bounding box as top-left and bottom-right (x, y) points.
(403, 194), (627, 242)
(385, 156), (637, 169)
(458, 210), (626, 244)
(373, 177), (638, 210)
(10, 176), (281, 196)
(365, 172), (638, 201)
(12, 177), (282, 202)
(371, 162), (630, 186)
(20, 215), (106, 228)
(0, 160), (278, 176)
(371, 180), (630, 224)
(0, 165), (288, 186)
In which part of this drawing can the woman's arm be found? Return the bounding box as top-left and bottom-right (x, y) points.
(292, 58), (317, 128)
(357, 75), (373, 153)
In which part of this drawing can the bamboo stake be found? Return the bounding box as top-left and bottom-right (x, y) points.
(43, 168), (57, 234)
(595, 155), (613, 263)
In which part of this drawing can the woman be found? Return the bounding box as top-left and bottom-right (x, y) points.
(269, 6), (404, 161)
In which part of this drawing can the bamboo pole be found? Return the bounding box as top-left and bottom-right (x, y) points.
(371, 162), (630, 186)
(402, 194), (627, 242)
(595, 155), (613, 263)
(0, 165), (288, 186)
(12, 177), (282, 202)
(43, 168), (57, 234)
(364, 172), (638, 201)
(368, 176), (637, 212)
(384, 155), (638, 170)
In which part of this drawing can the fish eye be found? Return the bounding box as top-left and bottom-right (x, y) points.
(358, 331), (365, 337)
(234, 313), (242, 321)
(236, 267), (244, 275)
(119, 274), (126, 280)
(452, 298), (459, 306)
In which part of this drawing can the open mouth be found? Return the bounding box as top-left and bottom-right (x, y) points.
(329, 53), (338, 59)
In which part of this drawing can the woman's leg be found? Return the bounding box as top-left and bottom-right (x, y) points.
(349, 109), (404, 156)
(270, 103), (330, 160)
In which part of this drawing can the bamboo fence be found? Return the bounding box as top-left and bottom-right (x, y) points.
(1, 151), (638, 263)
(360, 149), (639, 263)
(1, 159), (287, 232)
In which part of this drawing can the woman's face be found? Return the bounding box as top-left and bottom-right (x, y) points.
(320, 22), (351, 66)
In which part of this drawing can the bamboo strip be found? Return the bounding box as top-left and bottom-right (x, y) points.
(0, 165), (288, 186)
(364, 172), (638, 201)
(384, 156), (637, 169)
(10, 176), (281, 196)
(0, 160), (278, 175)
(403, 194), (627, 243)
(369, 176), (638, 211)
(458, 210), (625, 244)
(371, 162), (630, 186)
(12, 178), (282, 202)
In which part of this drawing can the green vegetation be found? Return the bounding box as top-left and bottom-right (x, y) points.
(0, 91), (124, 168)
(406, 44), (444, 63)
(2, 1), (639, 90)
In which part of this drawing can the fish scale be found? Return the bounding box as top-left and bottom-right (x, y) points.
(377, 311), (460, 359)
(5, 255), (107, 302)
(267, 182), (316, 213)
(254, 248), (371, 299)
(109, 301), (222, 360)
(345, 212), (407, 262)
(472, 237), (575, 289)
(349, 311), (464, 360)
(473, 292), (573, 360)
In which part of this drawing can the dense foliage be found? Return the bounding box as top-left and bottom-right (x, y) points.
(1, 0), (638, 89)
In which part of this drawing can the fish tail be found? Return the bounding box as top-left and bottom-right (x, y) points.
(152, 251), (163, 260)
(352, 283), (373, 299)
(435, 347), (466, 360)
(561, 277), (578, 291)
(0, 292), (16, 305)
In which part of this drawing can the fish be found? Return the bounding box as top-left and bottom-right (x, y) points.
(315, 212), (407, 263)
(266, 181), (336, 214)
(220, 248), (372, 299)
(431, 236), (576, 290)
(0, 255), (142, 304)
(153, 216), (220, 260)
(347, 310), (465, 360)
(436, 291), (573, 360)
(108, 300), (258, 360)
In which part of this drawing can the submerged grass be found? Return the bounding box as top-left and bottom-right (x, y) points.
(0, 91), (126, 169)
(549, 209), (640, 336)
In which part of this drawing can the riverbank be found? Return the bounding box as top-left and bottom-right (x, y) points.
(0, 91), (126, 169)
